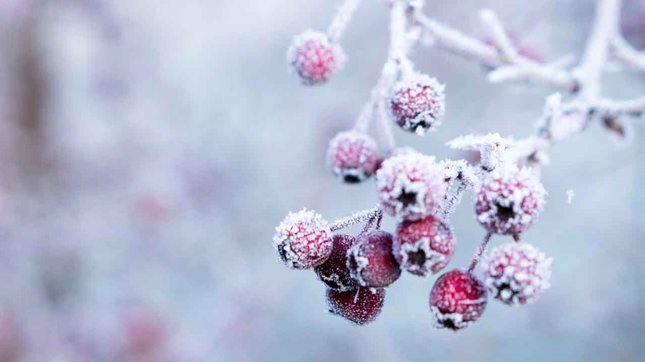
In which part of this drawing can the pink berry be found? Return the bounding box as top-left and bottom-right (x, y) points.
(287, 30), (345, 85)
(394, 216), (455, 276)
(376, 153), (447, 221)
(273, 209), (333, 269)
(315, 234), (358, 291)
(475, 167), (546, 236)
(326, 131), (378, 183)
(430, 269), (487, 330)
(347, 230), (401, 287)
(482, 242), (552, 305)
(327, 287), (385, 325)
(389, 73), (446, 135)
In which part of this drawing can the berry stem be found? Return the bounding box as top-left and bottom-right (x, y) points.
(327, 0), (363, 42)
(330, 207), (383, 232)
(467, 232), (493, 273)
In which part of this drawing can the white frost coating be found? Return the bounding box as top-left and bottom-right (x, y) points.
(273, 208), (332, 269)
(482, 242), (552, 305)
(389, 73), (446, 135)
(430, 306), (471, 330)
(347, 251), (370, 287)
(376, 153), (445, 221)
(447, 133), (510, 171)
(397, 237), (444, 276)
(327, 0), (363, 42)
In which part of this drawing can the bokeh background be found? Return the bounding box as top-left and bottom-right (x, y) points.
(0, 0), (645, 361)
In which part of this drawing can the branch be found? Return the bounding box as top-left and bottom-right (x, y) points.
(411, 9), (578, 91)
(611, 36), (645, 70)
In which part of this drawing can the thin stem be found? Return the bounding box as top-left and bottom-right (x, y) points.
(468, 232), (493, 273)
(327, 0), (363, 42)
(330, 207), (382, 232)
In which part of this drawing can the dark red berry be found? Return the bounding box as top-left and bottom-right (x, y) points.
(327, 287), (385, 325)
(394, 215), (455, 276)
(315, 234), (358, 291)
(429, 269), (487, 331)
(347, 231), (401, 287)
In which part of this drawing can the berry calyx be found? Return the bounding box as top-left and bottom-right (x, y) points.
(389, 73), (446, 135)
(347, 230), (401, 287)
(315, 234), (358, 291)
(287, 30), (346, 85)
(326, 131), (378, 183)
(482, 242), (552, 305)
(376, 152), (447, 221)
(273, 209), (333, 269)
(475, 167), (546, 236)
(394, 215), (455, 276)
(430, 269), (487, 331)
(327, 287), (385, 325)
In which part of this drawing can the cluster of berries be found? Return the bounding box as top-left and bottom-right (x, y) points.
(277, 4), (553, 331)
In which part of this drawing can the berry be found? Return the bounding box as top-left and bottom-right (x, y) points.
(394, 215), (455, 276)
(326, 131), (378, 183)
(273, 209), (333, 269)
(376, 153), (447, 221)
(287, 30), (345, 85)
(389, 73), (446, 135)
(315, 234), (357, 291)
(482, 242), (552, 305)
(475, 167), (546, 236)
(347, 230), (401, 287)
(430, 269), (487, 330)
(327, 287), (385, 325)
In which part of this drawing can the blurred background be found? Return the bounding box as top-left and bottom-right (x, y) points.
(0, 0), (644, 361)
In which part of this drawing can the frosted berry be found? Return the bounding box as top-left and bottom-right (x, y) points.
(482, 242), (552, 305)
(475, 167), (546, 236)
(287, 30), (346, 85)
(347, 230), (401, 287)
(273, 209), (332, 269)
(326, 131), (378, 183)
(376, 153), (447, 221)
(389, 73), (446, 135)
(315, 234), (358, 291)
(430, 269), (487, 330)
(327, 287), (385, 325)
(394, 215), (455, 276)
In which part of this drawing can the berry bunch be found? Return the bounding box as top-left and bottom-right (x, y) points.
(275, 0), (554, 330)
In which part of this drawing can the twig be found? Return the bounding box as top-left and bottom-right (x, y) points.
(468, 232), (493, 273)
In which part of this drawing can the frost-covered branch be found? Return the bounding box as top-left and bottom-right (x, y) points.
(327, 0), (363, 42)
(411, 9), (578, 90)
(611, 36), (645, 70)
(330, 207), (382, 232)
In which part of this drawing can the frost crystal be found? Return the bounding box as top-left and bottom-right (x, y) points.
(388, 73), (446, 135)
(482, 242), (552, 305)
(287, 30), (346, 85)
(326, 131), (378, 183)
(475, 166), (546, 236)
(273, 209), (333, 269)
(447, 133), (510, 171)
(376, 153), (446, 221)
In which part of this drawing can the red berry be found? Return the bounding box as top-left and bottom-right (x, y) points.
(389, 73), (446, 135)
(394, 216), (455, 276)
(326, 131), (378, 183)
(482, 242), (552, 305)
(287, 30), (345, 85)
(347, 230), (401, 287)
(273, 209), (333, 269)
(430, 269), (487, 330)
(475, 167), (546, 236)
(315, 234), (358, 291)
(376, 153), (446, 221)
(327, 287), (385, 325)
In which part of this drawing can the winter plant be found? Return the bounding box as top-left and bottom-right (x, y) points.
(273, 0), (645, 330)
